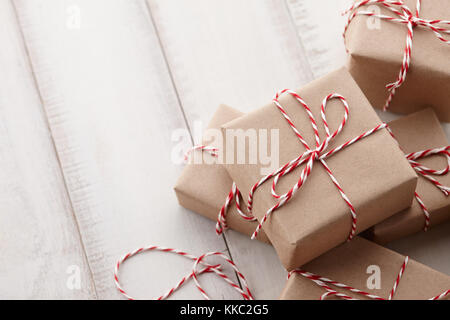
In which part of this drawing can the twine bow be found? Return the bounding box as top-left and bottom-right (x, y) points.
(248, 90), (387, 240)
(343, 0), (450, 110)
(406, 146), (450, 196)
(406, 146), (450, 230)
(386, 125), (450, 231)
(289, 256), (450, 300)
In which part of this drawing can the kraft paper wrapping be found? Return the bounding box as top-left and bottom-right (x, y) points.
(174, 104), (269, 243)
(222, 68), (417, 270)
(346, 0), (450, 121)
(280, 237), (450, 300)
(366, 109), (450, 244)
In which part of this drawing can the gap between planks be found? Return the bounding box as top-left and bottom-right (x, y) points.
(141, 0), (242, 291)
(10, 0), (99, 298)
(13, 0), (241, 299)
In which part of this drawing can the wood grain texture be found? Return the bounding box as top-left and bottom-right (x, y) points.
(6, 0), (450, 300)
(147, 0), (314, 125)
(14, 0), (242, 299)
(285, 0), (352, 78)
(147, 0), (318, 299)
(0, 0), (94, 299)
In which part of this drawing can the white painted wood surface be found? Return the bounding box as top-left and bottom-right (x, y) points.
(1, 0), (449, 299)
(286, 0), (352, 78)
(13, 0), (240, 300)
(0, 0), (94, 299)
(147, 0), (317, 299)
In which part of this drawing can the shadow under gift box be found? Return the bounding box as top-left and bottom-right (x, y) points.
(365, 108), (450, 245)
(345, 0), (450, 121)
(222, 67), (418, 271)
(280, 237), (450, 300)
(174, 104), (270, 243)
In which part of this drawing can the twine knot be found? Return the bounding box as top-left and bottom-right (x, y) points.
(248, 90), (388, 240)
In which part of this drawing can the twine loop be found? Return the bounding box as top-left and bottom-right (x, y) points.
(248, 90), (387, 240)
(407, 146), (450, 231)
(114, 245), (253, 300)
(406, 146), (450, 196)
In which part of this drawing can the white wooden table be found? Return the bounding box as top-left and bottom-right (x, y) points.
(1, 0), (449, 299)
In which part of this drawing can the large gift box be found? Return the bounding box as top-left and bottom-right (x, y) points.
(345, 0), (450, 120)
(174, 104), (269, 243)
(221, 68), (417, 270)
(280, 237), (450, 300)
(365, 109), (450, 244)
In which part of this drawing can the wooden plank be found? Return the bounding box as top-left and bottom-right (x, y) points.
(14, 0), (240, 299)
(285, 0), (352, 78)
(147, 0), (314, 124)
(0, 0), (94, 299)
(147, 0), (318, 299)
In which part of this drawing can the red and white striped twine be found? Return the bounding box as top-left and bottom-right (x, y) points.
(184, 145), (219, 162)
(114, 245), (253, 300)
(216, 182), (257, 236)
(406, 146), (450, 231)
(185, 108), (450, 242)
(248, 90), (387, 240)
(114, 148), (254, 300)
(386, 125), (450, 232)
(289, 256), (450, 300)
(184, 145), (256, 236)
(343, 0), (450, 111)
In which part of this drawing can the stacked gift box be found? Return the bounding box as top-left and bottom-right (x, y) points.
(174, 0), (450, 300)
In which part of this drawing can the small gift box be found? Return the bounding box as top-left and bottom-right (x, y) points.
(174, 104), (269, 243)
(344, 0), (450, 120)
(365, 109), (450, 244)
(280, 237), (450, 300)
(222, 67), (417, 270)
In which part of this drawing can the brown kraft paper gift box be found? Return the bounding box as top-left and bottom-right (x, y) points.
(345, 0), (450, 121)
(174, 104), (269, 243)
(365, 108), (450, 244)
(221, 67), (417, 271)
(279, 237), (450, 300)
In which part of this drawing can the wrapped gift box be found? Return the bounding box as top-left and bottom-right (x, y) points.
(345, 0), (450, 120)
(365, 109), (450, 244)
(222, 68), (417, 270)
(174, 104), (269, 242)
(280, 237), (450, 300)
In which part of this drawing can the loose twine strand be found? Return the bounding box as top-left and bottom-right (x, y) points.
(114, 246), (253, 300)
